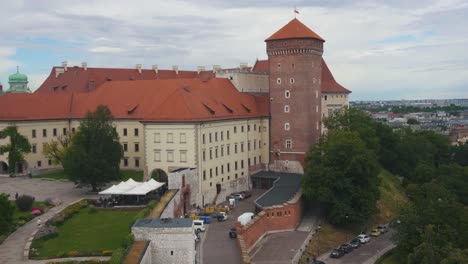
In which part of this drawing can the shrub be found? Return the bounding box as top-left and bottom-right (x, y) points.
(110, 248), (124, 264)
(122, 233), (134, 249)
(0, 194), (14, 234)
(102, 250), (113, 255)
(146, 200), (158, 209)
(133, 208), (150, 222)
(67, 250), (79, 257)
(16, 195), (35, 212)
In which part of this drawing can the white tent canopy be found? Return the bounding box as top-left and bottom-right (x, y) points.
(99, 178), (165, 195)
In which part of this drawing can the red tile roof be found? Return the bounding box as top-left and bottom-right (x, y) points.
(0, 78), (269, 122)
(251, 60), (269, 73)
(321, 59), (351, 94)
(266, 18), (324, 42)
(0, 93), (72, 121)
(35, 66), (215, 94)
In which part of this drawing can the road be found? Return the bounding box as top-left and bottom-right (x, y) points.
(318, 229), (396, 264)
(201, 189), (264, 264)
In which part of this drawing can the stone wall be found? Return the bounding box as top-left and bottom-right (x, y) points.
(132, 226), (195, 264)
(236, 191), (303, 252)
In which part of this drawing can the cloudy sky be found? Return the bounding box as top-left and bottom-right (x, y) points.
(0, 0), (467, 100)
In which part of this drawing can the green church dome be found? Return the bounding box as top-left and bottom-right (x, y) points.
(9, 67), (28, 82)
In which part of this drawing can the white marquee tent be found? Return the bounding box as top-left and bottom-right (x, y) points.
(99, 178), (165, 195)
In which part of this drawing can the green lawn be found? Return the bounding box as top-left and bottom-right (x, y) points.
(36, 170), (144, 182)
(31, 207), (139, 258)
(35, 171), (68, 180)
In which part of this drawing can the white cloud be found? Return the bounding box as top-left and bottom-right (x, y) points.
(0, 0), (466, 99)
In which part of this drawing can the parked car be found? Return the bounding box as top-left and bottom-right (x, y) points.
(390, 219), (401, 227)
(330, 248), (345, 258)
(356, 234), (371, 244)
(217, 212), (228, 221)
(370, 229), (381, 237)
(350, 238), (361, 248)
(377, 225), (388, 234)
(232, 193), (245, 200)
(193, 220), (206, 232)
(340, 243), (354, 253)
(229, 227), (237, 238)
(239, 191), (252, 198)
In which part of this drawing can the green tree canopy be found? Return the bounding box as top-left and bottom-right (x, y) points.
(0, 193), (15, 235)
(63, 105), (123, 191)
(302, 130), (380, 225)
(1, 125), (31, 174)
(43, 135), (71, 165)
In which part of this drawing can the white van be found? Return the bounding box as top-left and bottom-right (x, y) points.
(193, 220), (206, 232)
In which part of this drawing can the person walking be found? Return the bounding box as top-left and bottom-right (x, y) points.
(37, 217), (42, 228)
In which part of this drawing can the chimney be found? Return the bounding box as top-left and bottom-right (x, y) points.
(152, 65), (158, 74)
(55, 67), (65, 78)
(81, 62), (87, 71)
(212, 65), (221, 73)
(62, 61), (68, 71)
(0, 82), (3, 93)
(172, 65), (179, 75)
(136, 64), (142, 74)
(197, 66), (205, 74)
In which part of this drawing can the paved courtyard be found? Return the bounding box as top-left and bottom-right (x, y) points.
(0, 176), (99, 264)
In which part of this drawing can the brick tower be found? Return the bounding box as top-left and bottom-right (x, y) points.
(266, 18), (324, 173)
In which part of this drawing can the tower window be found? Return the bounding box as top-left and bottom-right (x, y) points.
(324, 95), (328, 100)
(284, 123), (290, 131)
(284, 105), (290, 113)
(277, 63), (281, 68)
(277, 78), (281, 84)
(285, 90), (290, 98)
(290, 78), (295, 84)
(292, 63), (295, 69)
(285, 140), (292, 149)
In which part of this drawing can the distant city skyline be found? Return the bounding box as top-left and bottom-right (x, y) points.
(1, 0), (467, 100)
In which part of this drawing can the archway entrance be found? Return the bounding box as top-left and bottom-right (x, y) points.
(0, 161), (8, 174)
(151, 169), (168, 186)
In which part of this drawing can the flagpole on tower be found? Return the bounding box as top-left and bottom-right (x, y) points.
(294, 6), (299, 18)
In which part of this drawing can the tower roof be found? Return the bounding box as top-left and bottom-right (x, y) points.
(9, 67), (28, 82)
(266, 18), (324, 42)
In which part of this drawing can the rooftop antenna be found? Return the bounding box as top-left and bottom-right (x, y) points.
(16, 65), (19, 73)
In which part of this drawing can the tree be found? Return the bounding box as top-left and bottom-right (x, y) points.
(63, 105), (123, 191)
(452, 142), (468, 167)
(1, 125), (31, 174)
(43, 135), (71, 165)
(302, 130), (380, 225)
(407, 118), (419, 125)
(0, 193), (14, 235)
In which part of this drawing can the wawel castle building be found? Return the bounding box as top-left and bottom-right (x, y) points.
(0, 18), (350, 207)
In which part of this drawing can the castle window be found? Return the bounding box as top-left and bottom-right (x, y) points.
(32, 129), (36, 138)
(277, 63), (281, 68)
(135, 158), (140, 168)
(285, 140), (292, 149)
(284, 123), (290, 131)
(285, 90), (290, 98)
(284, 105), (290, 113)
(202, 134), (205, 144)
(32, 144), (37, 153)
(167, 151), (174, 162)
(203, 170), (206, 181)
(53, 128), (57, 137)
(203, 150), (206, 161)
(154, 150), (161, 161)
(134, 128), (139, 136)
(277, 78), (281, 84)
(124, 158), (128, 167)
(167, 133), (173, 143)
(324, 95), (328, 100)
(154, 133), (161, 143)
(123, 128), (127, 136)
(290, 78), (295, 84)
(123, 143), (128, 152)
(42, 129), (47, 137)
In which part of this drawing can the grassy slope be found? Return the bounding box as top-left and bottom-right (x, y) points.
(301, 170), (408, 262)
(32, 207), (139, 258)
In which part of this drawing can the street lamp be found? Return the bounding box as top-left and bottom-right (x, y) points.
(315, 225), (321, 259)
(345, 215), (349, 241)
